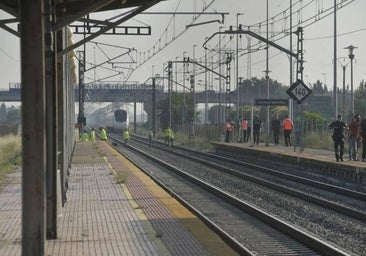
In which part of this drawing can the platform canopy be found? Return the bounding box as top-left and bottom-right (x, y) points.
(0, 0), (165, 18)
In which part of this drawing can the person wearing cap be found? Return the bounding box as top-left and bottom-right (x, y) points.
(328, 114), (348, 162)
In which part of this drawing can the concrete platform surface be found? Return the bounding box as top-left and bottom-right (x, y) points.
(0, 141), (238, 256)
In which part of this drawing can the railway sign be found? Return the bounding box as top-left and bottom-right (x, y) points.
(255, 99), (289, 106)
(286, 79), (312, 104)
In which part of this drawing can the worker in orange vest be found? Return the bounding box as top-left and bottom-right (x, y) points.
(282, 115), (294, 146)
(241, 118), (248, 142)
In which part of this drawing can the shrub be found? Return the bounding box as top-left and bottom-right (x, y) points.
(0, 135), (22, 179)
(304, 132), (333, 150)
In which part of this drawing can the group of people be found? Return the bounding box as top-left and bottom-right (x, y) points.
(329, 114), (366, 162)
(225, 114), (294, 146)
(80, 126), (173, 147)
(271, 115), (294, 147)
(81, 127), (108, 142)
(81, 128), (97, 142)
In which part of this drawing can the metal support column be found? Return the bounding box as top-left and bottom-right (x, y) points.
(167, 61), (173, 128)
(134, 101), (137, 133)
(77, 50), (86, 130)
(152, 78), (156, 136)
(45, 0), (58, 239)
(295, 27), (304, 152)
(20, 0), (46, 254)
(57, 27), (69, 207)
(225, 53), (232, 122)
(189, 74), (195, 144)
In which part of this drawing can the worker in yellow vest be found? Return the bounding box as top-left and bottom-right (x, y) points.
(89, 128), (96, 141)
(164, 127), (174, 146)
(81, 130), (89, 142)
(99, 127), (107, 141)
(123, 129), (130, 144)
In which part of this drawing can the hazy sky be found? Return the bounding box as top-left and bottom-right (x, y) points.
(0, 0), (365, 94)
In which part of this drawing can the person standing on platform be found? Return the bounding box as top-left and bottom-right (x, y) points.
(347, 114), (355, 160)
(99, 127), (107, 141)
(81, 130), (89, 142)
(241, 118), (248, 143)
(123, 128), (130, 144)
(224, 119), (234, 143)
(148, 128), (154, 147)
(246, 119), (251, 143)
(348, 114), (361, 161)
(328, 114), (348, 162)
(282, 115), (294, 146)
(89, 128), (96, 142)
(271, 115), (281, 145)
(360, 117), (366, 162)
(253, 116), (262, 146)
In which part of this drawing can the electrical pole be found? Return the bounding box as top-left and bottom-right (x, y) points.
(265, 0), (270, 146)
(205, 38), (208, 127)
(333, 0), (338, 118)
(344, 45), (357, 114)
(236, 13), (243, 133)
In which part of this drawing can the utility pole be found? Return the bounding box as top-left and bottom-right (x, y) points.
(344, 45), (357, 114)
(265, 0), (270, 146)
(167, 61), (173, 129)
(218, 26), (224, 123)
(336, 57), (350, 119)
(191, 45), (197, 143)
(333, 0), (338, 118)
(204, 38), (208, 127)
(183, 51), (187, 134)
(289, 0), (293, 121)
(175, 56), (178, 92)
(236, 13), (243, 132)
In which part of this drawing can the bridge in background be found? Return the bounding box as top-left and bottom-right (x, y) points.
(0, 82), (332, 117)
(0, 82), (233, 104)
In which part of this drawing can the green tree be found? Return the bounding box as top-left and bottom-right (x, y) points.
(7, 106), (21, 124)
(311, 80), (329, 95)
(303, 111), (324, 133)
(158, 92), (196, 129)
(0, 103), (7, 122)
(354, 79), (366, 118)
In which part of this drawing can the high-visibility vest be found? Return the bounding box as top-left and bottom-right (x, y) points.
(283, 118), (293, 130)
(100, 129), (107, 140)
(89, 131), (95, 141)
(81, 132), (89, 142)
(241, 120), (248, 130)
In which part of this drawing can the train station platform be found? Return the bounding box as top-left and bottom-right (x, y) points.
(212, 142), (366, 183)
(0, 140), (238, 256)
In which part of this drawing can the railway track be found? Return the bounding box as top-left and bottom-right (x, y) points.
(107, 133), (365, 255)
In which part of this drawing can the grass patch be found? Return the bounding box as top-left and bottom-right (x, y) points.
(115, 172), (128, 184)
(304, 132), (333, 150)
(0, 135), (21, 180)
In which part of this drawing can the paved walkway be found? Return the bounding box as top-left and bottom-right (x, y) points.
(0, 141), (238, 256)
(230, 141), (366, 166)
